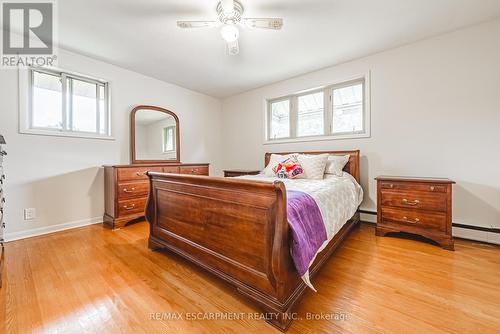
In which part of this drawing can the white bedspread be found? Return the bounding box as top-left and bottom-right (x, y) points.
(238, 173), (363, 289)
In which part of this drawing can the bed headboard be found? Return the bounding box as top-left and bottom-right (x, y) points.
(264, 150), (360, 183)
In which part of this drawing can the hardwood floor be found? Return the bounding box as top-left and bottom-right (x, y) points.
(1, 222), (499, 334)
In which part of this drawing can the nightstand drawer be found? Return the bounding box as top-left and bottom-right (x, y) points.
(380, 190), (447, 212)
(381, 207), (446, 232)
(380, 181), (446, 193)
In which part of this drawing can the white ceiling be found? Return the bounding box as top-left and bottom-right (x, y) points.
(58, 0), (500, 98)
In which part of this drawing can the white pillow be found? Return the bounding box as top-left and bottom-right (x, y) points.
(296, 154), (329, 180)
(263, 153), (297, 176)
(325, 154), (350, 177)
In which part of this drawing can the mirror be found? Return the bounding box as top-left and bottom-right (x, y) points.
(131, 105), (180, 163)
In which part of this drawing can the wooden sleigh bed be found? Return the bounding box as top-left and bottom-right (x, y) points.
(145, 150), (361, 331)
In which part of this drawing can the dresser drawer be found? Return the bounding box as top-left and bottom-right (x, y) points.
(117, 181), (149, 199)
(117, 167), (163, 182)
(381, 207), (446, 232)
(380, 190), (447, 212)
(179, 166), (209, 175)
(163, 166), (180, 173)
(117, 197), (147, 217)
(380, 181), (446, 193)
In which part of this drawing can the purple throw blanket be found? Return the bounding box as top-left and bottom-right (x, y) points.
(287, 190), (327, 276)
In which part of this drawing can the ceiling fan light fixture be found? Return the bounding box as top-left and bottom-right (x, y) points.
(220, 0), (235, 15)
(177, 0), (283, 55)
(220, 24), (239, 43)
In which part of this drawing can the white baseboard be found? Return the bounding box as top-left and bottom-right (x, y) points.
(360, 212), (377, 223)
(4, 216), (103, 242)
(452, 226), (500, 246)
(452, 226), (488, 243)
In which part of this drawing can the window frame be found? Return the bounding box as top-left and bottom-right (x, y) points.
(295, 88), (327, 138)
(265, 73), (370, 144)
(267, 97), (292, 140)
(162, 126), (176, 153)
(19, 66), (113, 140)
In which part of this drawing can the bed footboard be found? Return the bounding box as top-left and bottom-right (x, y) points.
(146, 172), (300, 328)
(145, 172), (359, 331)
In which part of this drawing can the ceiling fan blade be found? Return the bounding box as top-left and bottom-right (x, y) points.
(221, 0), (235, 14)
(242, 18), (284, 30)
(226, 39), (239, 56)
(177, 21), (219, 29)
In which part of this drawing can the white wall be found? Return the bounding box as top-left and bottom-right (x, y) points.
(0, 49), (222, 239)
(221, 20), (500, 239)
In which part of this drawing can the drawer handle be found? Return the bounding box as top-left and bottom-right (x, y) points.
(123, 187), (136, 193)
(402, 216), (420, 224)
(191, 169), (198, 173)
(402, 199), (420, 206)
(387, 184), (394, 188)
(123, 204), (136, 210)
(136, 171), (147, 176)
(430, 186), (435, 191)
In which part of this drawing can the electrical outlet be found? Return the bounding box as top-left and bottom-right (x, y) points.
(24, 208), (36, 220)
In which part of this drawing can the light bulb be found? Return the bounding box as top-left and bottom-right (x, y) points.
(220, 24), (239, 43)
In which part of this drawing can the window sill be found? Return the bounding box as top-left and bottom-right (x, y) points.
(19, 128), (115, 141)
(264, 132), (370, 145)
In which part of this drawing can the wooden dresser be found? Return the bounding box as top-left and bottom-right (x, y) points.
(104, 163), (209, 229)
(375, 176), (455, 250)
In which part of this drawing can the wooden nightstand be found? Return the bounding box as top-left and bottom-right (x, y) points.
(223, 169), (261, 177)
(375, 176), (455, 250)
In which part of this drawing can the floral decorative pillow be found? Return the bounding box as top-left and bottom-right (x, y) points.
(272, 156), (304, 179)
(264, 154), (293, 176)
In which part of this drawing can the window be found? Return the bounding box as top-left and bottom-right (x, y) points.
(23, 67), (111, 139)
(269, 99), (290, 140)
(163, 126), (176, 152)
(32, 71), (63, 129)
(266, 76), (369, 142)
(332, 83), (363, 134)
(297, 91), (324, 137)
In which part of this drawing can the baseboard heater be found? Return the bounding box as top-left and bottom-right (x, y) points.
(359, 209), (500, 234)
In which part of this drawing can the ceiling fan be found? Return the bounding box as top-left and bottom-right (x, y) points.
(177, 0), (283, 56)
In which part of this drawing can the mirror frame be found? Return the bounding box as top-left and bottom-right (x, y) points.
(130, 105), (180, 164)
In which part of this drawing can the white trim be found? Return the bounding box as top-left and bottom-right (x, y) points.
(19, 128), (115, 140)
(18, 66), (113, 140)
(4, 216), (103, 242)
(36, 65), (110, 84)
(452, 226), (489, 243)
(267, 71), (371, 102)
(264, 132), (370, 145)
(487, 231), (500, 245)
(264, 71), (371, 144)
(360, 212), (377, 224)
(360, 210), (500, 245)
